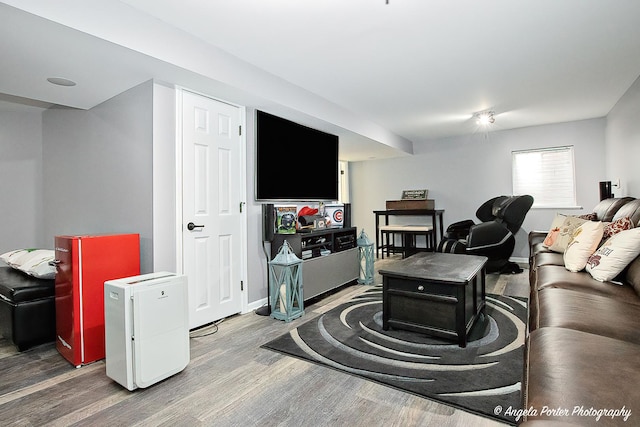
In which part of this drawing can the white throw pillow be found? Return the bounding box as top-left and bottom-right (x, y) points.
(0, 249), (29, 266)
(563, 221), (604, 272)
(17, 250), (56, 279)
(0, 249), (56, 279)
(586, 228), (640, 282)
(548, 215), (588, 253)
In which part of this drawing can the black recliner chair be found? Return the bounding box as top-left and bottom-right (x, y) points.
(437, 195), (534, 273)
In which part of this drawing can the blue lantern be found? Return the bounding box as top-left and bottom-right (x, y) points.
(357, 230), (374, 285)
(269, 241), (304, 322)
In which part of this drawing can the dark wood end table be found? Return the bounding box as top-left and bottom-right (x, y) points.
(379, 252), (487, 347)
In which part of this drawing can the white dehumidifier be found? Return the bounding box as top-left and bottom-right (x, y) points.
(104, 272), (190, 391)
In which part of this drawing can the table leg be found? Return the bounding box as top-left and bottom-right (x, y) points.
(375, 213), (380, 258)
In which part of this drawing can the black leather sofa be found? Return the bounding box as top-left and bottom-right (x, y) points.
(522, 197), (640, 426)
(0, 266), (56, 351)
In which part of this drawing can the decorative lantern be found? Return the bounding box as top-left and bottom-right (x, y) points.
(357, 230), (374, 285)
(269, 241), (304, 322)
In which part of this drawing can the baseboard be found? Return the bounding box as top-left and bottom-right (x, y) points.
(245, 297), (267, 314)
(509, 256), (528, 265)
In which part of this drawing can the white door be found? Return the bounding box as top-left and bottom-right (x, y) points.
(181, 90), (244, 329)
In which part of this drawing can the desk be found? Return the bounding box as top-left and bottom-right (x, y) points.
(374, 209), (445, 258)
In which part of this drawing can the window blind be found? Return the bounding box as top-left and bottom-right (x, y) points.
(512, 146), (576, 208)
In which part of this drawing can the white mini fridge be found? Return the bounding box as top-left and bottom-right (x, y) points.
(104, 272), (190, 391)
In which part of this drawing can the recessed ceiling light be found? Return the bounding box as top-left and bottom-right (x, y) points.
(47, 77), (77, 87)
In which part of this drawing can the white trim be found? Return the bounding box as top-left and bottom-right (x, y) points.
(530, 206), (583, 210)
(78, 239), (85, 364)
(509, 256), (528, 265)
(175, 88), (184, 275)
(238, 104), (249, 315)
(246, 297), (267, 314)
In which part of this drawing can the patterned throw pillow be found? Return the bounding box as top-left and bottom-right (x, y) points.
(548, 215), (588, 253)
(586, 228), (640, 282)
(578, 212), (598, 221)
(564, 221), (604, 272)
(602, 217), (633, 240)
(543, 213), (567, 248)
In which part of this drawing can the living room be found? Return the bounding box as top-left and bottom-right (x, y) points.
(1, 1), (640, 425)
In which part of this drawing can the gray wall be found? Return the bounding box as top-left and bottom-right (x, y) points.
(606, 74), (640, 197)
(349, 118), (607, 261)
(2, 75), (639, 305)
(151, 82), (178, 273)
(0, 106), (45, 253)
(244, 107), (270, 305)
(42, 81), (154, 273)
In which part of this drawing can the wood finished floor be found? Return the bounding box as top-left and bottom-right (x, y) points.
(0, 256), (529, 427)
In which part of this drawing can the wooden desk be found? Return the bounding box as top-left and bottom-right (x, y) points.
(373, 209), (445, 258)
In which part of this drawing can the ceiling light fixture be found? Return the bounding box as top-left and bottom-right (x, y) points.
(47, 77), (77, 87)
(474, 110), (495, 126)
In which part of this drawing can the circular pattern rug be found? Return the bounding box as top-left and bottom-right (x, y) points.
(262, 286), (527, 424)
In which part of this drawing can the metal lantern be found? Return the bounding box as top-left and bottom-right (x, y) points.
(357, 230), (374, 285)
(269, 241), (304, 322)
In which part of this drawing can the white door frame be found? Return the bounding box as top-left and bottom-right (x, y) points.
(174, 86), (249, 315)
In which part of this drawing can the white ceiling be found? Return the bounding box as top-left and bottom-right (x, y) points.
(2, 0), (640, 161)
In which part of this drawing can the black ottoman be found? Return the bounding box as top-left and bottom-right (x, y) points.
(0, 267), (55, 351)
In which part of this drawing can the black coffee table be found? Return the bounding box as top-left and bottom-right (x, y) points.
(379, 252), (487, 347)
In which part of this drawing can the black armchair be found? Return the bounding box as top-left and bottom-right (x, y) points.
(437, 195), (534, 273)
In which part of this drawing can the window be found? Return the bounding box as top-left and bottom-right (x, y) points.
(512, 146), (577, 208)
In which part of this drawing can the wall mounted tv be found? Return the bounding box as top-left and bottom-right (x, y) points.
(255, 110), (339, 201)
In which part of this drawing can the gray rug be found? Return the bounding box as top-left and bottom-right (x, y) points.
(262, 286), (527, 424)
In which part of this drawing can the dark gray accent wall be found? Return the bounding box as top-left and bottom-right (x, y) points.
(42, 81), (154, 273)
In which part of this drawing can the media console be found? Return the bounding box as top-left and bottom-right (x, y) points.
(270, 227), (359, 301)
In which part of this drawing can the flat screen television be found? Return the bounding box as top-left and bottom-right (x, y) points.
(255, 110), (339, 201)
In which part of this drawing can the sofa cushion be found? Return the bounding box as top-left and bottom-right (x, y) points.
(586, 228), (640, 282)
(537, 288), (640, 344)
(529, 230), (548, 247)
(533, 251), (564, 269)
(611, 198), (640, 226)
(563, 221), (603, 272)
(526, 328), (640, 426)
(534, 265), (640, 304)
(592, 196), (635, 222)
(626, 255), (640, 297)
(531, 242), (553, 260)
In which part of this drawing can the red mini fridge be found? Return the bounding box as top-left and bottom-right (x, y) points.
(54, 234), (140, 367)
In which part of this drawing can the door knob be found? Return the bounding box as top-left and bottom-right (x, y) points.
(187, 222), (205, 231)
